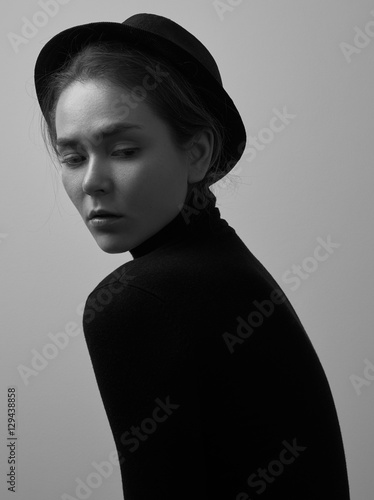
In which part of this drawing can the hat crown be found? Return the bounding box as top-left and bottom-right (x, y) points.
(123, 13), (222, 85)
(34, 12), (246, 177)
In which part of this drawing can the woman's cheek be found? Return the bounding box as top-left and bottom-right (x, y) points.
(61, 172), (82, 206)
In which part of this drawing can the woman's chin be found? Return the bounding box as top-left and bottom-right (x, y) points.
(93, 234), (131, 254)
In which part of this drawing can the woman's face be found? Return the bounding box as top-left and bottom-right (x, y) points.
(54, 79), (192, 254)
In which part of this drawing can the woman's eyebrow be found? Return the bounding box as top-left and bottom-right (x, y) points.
(56, 123), (143, 149)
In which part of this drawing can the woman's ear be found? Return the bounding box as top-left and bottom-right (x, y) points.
(186, 129), (214, 183)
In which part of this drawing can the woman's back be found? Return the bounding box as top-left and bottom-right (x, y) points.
(83, 198), (350, 499)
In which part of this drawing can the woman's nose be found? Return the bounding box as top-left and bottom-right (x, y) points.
(82, 156), (113, 195)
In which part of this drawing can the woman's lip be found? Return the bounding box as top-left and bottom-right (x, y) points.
(89, 215), (123, 227)
(90, 214), (120, 218)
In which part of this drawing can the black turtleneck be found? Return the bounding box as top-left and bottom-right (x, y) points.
(82, 194), (350, 500)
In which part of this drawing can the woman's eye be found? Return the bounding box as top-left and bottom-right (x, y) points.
(112, 148), (139, 158)
(58, 148), (139, 166)
(59, 155), (85, 166)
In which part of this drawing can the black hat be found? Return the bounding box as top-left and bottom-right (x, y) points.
(34, 13), (246, 178)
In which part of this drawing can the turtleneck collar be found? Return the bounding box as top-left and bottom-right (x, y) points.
(129, 193), (224, 259)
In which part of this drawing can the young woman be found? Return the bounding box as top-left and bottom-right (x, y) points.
(34, 13), (350, 500)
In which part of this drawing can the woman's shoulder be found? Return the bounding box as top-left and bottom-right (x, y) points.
(84, 229), (286, 317)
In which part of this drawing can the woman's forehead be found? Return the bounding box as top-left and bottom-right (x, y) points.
(53, 81), (177, 153)
(55, 80), (155, 135)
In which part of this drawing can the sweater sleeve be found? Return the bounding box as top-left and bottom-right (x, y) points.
(82, 280), (208, 500)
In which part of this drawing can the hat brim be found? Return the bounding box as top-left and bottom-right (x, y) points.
(34, 20), (246, 177)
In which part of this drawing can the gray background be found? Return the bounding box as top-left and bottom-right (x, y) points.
(1, 0), (373, 498)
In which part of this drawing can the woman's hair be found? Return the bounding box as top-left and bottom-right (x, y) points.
(40, 41), (232, 207)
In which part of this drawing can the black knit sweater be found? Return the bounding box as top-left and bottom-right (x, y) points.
(82, 194), (350, 500)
